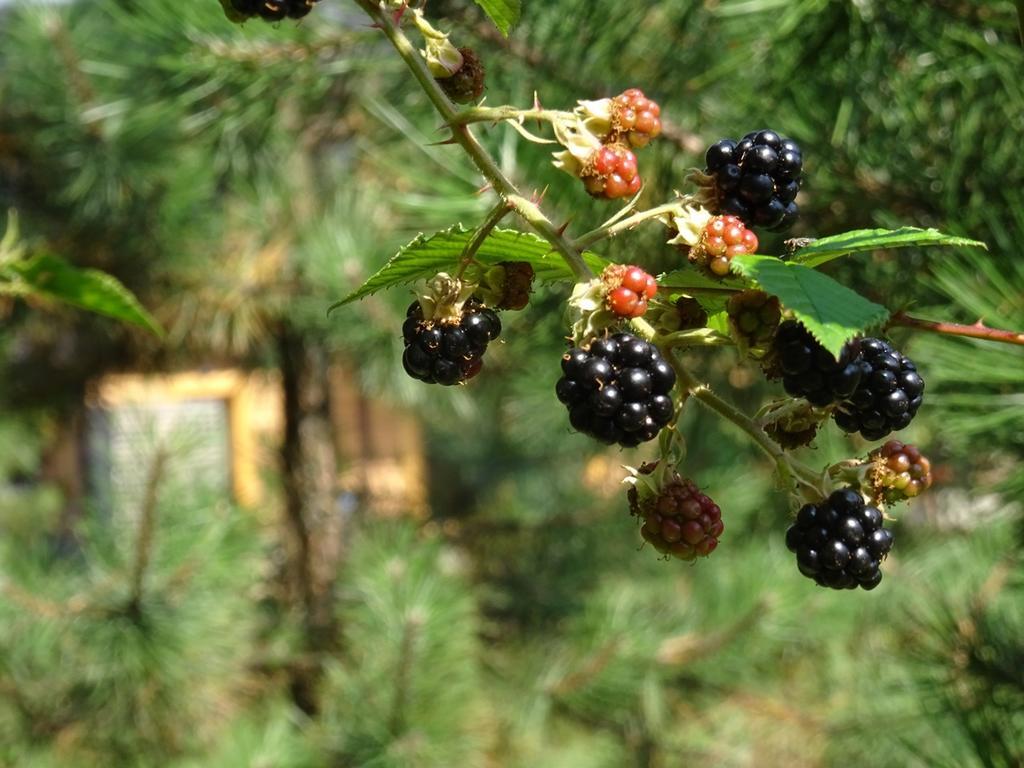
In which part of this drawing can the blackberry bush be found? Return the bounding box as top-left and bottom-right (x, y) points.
(555, 333), (675, 447)
(785, 488), (892, 591)
(327, 0), (1022, 592)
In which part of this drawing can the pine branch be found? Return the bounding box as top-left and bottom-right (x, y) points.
(127, 446), (169, 615)
(889, 311), (1024, 347)
(388, 615), (420, 736)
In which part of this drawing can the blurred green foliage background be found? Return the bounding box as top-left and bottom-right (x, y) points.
(1, 0), (1022, 766)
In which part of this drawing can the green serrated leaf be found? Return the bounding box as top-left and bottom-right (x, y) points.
(730, 255), (889, 356)
(790, 227), (986, 268)
(10, 254), (163, 335)
(329, 226), (608, 312)
(472, 0), (521, 35)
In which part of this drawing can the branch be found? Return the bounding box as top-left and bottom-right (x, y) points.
(630, 317), (823, 496)
(889, 311), (1024, 347)
(352, 0), (593, 281)
(448, 104), (569, 126)
(573, 201), (682, 251)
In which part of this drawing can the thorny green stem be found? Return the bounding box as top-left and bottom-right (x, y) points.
(574, 201), (683, 251)
(448, 105), (570, 126)
(630, 317), (823, 496)
(353, 0), (593, 281)
(455, 201), (511, 279)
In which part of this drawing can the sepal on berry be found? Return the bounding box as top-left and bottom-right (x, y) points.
(665, 204), (714, 248)
(414, 10), (465, 77)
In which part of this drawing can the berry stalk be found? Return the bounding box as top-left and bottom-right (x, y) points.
(888, 310), (1024, 347)
(455, 200), (512, 278)
(630, 316), (823, 494)
(351, 0), (594, 281)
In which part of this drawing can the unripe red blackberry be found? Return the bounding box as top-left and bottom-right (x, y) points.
(437, 47), (486, 104)
(832, 338), (924, 440)
(610, 88), (662, 149)
(726, 290), (780, 355)
(704, 130), (802, 231)
(402, 300), (500, 386)
(602, 264), (658, 319)
(869, 440), (933, 503)
(627, 470), (723, 561)
(556, 333), (676, 447)
(582, 143), (642, 200)
(785, 488), (892, 590)
(689, 215), (758, 278)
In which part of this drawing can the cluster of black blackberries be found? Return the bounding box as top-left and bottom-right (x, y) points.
(833, 338), (924, 441)
(556, 333), (676, 447)
(229, 0), (317, 21)
(401, 301), (501, 386)
(774, 320), (862, 406)
(705, 130), (801, 231)
(786, 488), (893, 590)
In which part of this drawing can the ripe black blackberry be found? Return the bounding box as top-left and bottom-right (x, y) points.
(229, 0), (318, 20)
(833, 338), (924, 441)
(785, 488), (893, 591)
(401, 300), (500, 386)
(770, 320), (862, 407)
(704, 129), (802, 231)
(556, 333), (676, 447)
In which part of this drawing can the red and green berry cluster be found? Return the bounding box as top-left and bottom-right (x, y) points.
(629, 472), (724, 561)
(610, 88), (662, 149)
(604, 265), (658, 318)
(583, 144), (642, 200)
(692, 214), (759, 277)
(870, 440), (933, 502)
